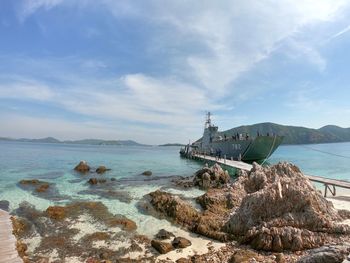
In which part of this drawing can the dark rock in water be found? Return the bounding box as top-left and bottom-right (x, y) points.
(155, 229), (175, 240)
(296, 245), (350, 263)
(193, 163), (230, 189)
(111, 177), (116, 181)
(74, 160), (90, 173)
(20, 179), (50, 193)
(88, 178), (107, 185)
(18, 179), (68, 201)
(172, 237), (191, 248)
(19, 179), (41, 185)
(96, 166), (111, 174)
(225, 162), (349, 251)
(0, 200), (10, 211)
(151, 239), (173, 254)
(142, 170), (152, 176)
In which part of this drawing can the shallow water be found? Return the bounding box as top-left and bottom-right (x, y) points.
(0, 140), (349, 237)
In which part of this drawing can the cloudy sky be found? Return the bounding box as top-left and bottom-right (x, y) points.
(1, 0), (350, 144)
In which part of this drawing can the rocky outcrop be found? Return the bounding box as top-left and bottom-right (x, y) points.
(151, 239), (173, 254)
(193, 163), (230, 189)
(74, 161), (90, 173)
(172, 237), (192, 248)
(46, 206), (66, 220)
(148, 190), (230, 241)
(96, 166), (111, 174)
(225, 162), (349, 251)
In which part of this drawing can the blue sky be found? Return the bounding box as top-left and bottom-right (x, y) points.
(1, 0), (350, 144)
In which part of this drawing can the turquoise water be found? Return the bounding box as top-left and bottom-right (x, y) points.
(0, 141), (349, 235)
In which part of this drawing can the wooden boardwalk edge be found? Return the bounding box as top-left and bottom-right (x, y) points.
(0, 209), (23, 263)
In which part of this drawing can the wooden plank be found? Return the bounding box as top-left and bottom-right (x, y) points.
(0, 209), (23, 263)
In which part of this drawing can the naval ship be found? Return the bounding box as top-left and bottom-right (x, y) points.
(180, 113), (284, 162)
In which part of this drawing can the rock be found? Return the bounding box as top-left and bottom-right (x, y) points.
(229, 249), (263, 263)
(225, 162), (348, 251)
(111, 178), (116, 181)
(151, 239), (173, 254)
(0, 200), (10, 211)
(193, 163), (230, 189)
(176, 258), (192, 263)
(74, 161), (90, 173)
(149, 190), (230, 242)
(296, 245), (350, 263)
(155, 229), (175, 240)
(46, 206), (66, 220)
(142, 170), (152, 176)
(35, 183), (50, 192)
(11, 216), (29, 237)
(96, 166), (111, 174)
(16, 241), (28, 258)
(107, 217), (137, 231)
(275, 253), (285, 263)
(172, 237), (192, 248)
(88, 178), (107, 185)
(149, 190), (200, 227)
(19, 179), (41, 185)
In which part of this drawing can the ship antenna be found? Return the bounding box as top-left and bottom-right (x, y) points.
(205, 112), (212, 128)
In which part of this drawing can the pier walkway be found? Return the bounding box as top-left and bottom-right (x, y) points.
(0, 209), (22, 263)
(190, 153), (350, 197)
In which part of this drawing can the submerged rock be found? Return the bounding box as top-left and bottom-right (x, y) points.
(96, 166), (111, 174)
(88, 178), (107, 185)
(172, 237), (192, 248)
(151, 239), (173, 254)
(74, 161), (90, 173)
(142, 170), (152, 176)
(193, 163), (230, 189)
(0, 200), (10, 211)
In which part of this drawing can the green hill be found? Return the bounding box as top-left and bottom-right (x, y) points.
(220, 123), (350, 145)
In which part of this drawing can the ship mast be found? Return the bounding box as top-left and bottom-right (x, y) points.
(205, 112), (212, 129)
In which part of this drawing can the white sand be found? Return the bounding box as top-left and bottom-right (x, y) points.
(327, 189), (350, 226)
(156, 228), (224, 262)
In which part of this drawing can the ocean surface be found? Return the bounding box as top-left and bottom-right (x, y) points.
(0, 141), (349, 236)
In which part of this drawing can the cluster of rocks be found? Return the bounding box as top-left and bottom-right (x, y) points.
(151, 229), (192, 254)
(193, 163), (231, 189)
(147, 162), (350, 260)
(74, 161), (111, 174)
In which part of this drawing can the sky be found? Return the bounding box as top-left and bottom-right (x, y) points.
(1, 0), (350, 144)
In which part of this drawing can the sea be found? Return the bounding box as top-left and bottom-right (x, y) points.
(0, 141), (349, 236)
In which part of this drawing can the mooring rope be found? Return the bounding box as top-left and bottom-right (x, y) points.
(299, 145), (350, 160)
(261, 135), (277, 166)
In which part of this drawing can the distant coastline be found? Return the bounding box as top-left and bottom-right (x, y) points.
(0, 137), (148, 146)
(2, 122), (350, 146)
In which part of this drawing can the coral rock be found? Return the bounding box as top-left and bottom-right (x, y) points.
(193, 163), (230, 189)
(142, 170), (152, 176)
(155, 229), (175, 240)
(96, 166), (110, 174)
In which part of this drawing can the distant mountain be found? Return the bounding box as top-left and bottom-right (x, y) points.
(0, 137), (147, 146)
(220, 123), (350, 145)
(159, 143), (185, 147)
